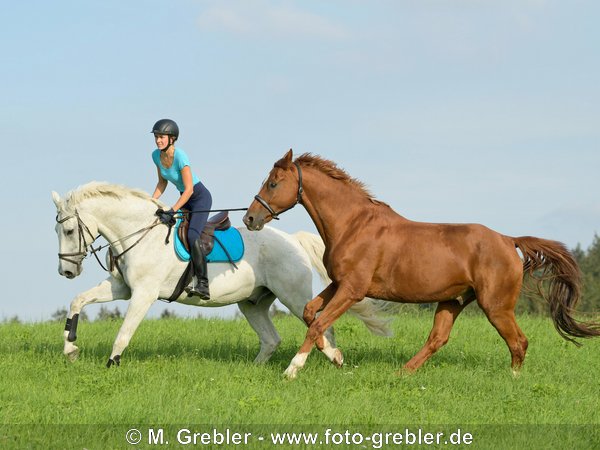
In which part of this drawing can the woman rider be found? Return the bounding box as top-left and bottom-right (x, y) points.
(151, 119), (212, 299)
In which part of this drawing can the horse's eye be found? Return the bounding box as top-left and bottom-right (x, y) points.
(65, 229), (74, 236)
(269, 182), (277, 189)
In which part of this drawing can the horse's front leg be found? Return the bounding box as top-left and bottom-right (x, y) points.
(106, 287), (157, 367)
(302, 284), (336, 326)
(300, 284), (340, 366)
(285, 284), (361, 379)
(64, 277), (131, 362)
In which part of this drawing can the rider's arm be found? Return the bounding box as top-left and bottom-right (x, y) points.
(152, 166), (168, 199)
(171, 166), (194, 211)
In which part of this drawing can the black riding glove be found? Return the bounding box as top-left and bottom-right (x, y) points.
(155, 208), (176, 225)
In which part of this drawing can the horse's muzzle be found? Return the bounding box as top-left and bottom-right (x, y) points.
(58, 263), (82, 279)
(243, 211), (266, 231)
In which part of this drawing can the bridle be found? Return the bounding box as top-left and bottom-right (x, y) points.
(56, 210), (161, 272)
(56, 211), (98, 268)
(254, 162), (304, 220)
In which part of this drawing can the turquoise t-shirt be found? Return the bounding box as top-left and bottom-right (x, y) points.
(152, 148), (200, 192)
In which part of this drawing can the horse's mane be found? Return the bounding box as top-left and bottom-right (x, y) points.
(294, 153), (385, 205)
(63, 181), (162, 209)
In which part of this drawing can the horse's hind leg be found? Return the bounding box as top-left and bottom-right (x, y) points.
(480, 308), (528, 374)
(482, 308), (528, 375)
(403, 296), (474, 373)
(64, 276), (131, 362)
(237, 295), (281, 364)
(477, 283), (528, 375)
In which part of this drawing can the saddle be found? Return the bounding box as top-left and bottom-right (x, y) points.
(177, 210), (231, 255)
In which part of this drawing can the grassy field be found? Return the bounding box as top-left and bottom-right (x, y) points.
(1, 310), (599, 449)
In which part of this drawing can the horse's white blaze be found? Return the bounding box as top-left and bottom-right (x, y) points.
(52, 182), (390, 367)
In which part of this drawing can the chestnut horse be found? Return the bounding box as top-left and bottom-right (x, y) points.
(243, 150), (600, 379)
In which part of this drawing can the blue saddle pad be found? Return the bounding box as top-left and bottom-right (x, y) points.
(174, 219), (244, 263)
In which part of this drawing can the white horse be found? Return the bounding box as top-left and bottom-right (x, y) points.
(52, 182), (391, 367)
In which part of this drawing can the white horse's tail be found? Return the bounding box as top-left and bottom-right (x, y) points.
(293, 231), (393, 337)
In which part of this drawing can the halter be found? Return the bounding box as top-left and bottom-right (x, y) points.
(254, 162), (304, 220)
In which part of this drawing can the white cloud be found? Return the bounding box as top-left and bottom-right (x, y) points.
(197, 0), (348, 40)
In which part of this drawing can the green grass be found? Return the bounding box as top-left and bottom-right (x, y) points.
(1, 311), (599, 449)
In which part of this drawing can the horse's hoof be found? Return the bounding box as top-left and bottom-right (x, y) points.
(395, 367), (414, 376)
(67, 348), (80, 362)
(106, 355), (121, 368)
(332, 349), (344, 368)
(64, 343), (80, 362)
(66, 348), (80, 362)
(283, 366), (298, 380)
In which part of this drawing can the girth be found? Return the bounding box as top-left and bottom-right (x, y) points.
(178, 210), (231, 254)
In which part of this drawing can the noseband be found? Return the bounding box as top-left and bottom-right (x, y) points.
(254, 162), (304, 220)
(56, 211), (98, 268)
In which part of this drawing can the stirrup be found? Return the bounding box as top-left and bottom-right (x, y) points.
(185, 282), (210, 300)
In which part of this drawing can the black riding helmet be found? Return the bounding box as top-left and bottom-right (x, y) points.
(151, 119), (179, 140)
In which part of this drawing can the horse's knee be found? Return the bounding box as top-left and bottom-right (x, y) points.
(303, 305), (318, 326)
(70, 295), (85, 312)
(307, 325), (325, 343)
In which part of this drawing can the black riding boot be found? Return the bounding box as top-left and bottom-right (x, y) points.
(186, 239), (210, 300)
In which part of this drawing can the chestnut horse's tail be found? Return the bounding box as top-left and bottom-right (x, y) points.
(513, 236), (600, 345)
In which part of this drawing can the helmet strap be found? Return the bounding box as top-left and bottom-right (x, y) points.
(160, 137), (175, 153)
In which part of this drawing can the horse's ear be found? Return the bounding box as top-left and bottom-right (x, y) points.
(52, 191), (62, 209)
(275, 149), (294, 170)
(285, 148), (293, 162)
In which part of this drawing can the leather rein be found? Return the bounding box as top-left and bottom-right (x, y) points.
(253, 162), (304, 220)
(56, 211), (161, 272)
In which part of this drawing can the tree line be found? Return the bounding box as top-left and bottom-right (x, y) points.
(572, 235), (600, 313)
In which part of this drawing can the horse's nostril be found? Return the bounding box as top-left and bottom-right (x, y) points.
(65, 271), (74, 279)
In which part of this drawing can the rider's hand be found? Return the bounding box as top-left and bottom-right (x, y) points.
(155, 208), (176, 225)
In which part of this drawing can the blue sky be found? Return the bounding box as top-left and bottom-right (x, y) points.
(2, 0), (599, 321)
